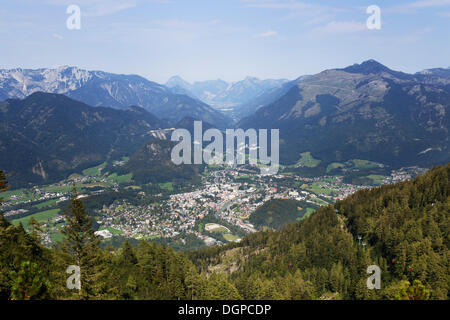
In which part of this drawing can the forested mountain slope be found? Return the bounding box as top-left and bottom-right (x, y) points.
(239, 60), (450, 168)
(190, 163), (449, 299)
(0, 93), (165, 186)
(0, 164), (448, 300)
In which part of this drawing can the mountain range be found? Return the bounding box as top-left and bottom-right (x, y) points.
(166, 75), (290, 118)
(416, 67), (450, 78)
(0, 92), (166, 186)
(0, 66), (231, 128)
(239, 60), (450, 168)
(1, 60), (449, 185)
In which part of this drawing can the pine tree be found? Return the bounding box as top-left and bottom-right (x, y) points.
(29, 217), (43, 242)
(121, 240), (138, 265)
(110, 240), (139, 299)
(60, 186), (105, 299)
(9, 261), (49, 300)
(205, 273), (241, 300)
(185, 265), (205, 300)
(0, 170), (10, 299)
(395, 280), (431, 300)
(0, 170), (8, 216)
(0, 170), (8, 193)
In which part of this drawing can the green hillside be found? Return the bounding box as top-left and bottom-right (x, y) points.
(249, 199), (317, 230)
(191, 163), (450, 300)
(0, 164), (448, 300)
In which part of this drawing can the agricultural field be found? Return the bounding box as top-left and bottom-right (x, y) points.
(2, 191), (35, 204)
(306, 182), (337, 196)
(99, 226), (124, 235)
(107, 173), (133, 184)
(366, 174), (387, 185)
(50, 232), (65, 243)
(43, 184), (83, 193)
(205, 223), (230, 233)
(82, 162), (107, 176)
(326, 162), (345, 173)
(139, 234), (161, 241)
(203, 223), (240, 242)
(299, 207), (316, 220)
(311, 198), (330, 206)
(11, 208), (61, 227)
(223, 233), (240, 242)
(158, 182), (174, 191)
(1, 188), (29, 200)
(347, 159), (382, 169)
(34, 199), (58, 210)
(295, 152), (321, 168)
(125, 185), (141, 190)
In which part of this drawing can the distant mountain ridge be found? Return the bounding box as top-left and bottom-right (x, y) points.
(233, 75), (311, 119)
(239, 60), (450, 168)
(340, 59), (406, 76)
(416, 67), (450, 78)
(0, 66), (231, 128)
(166, 75), (290, 118)
(2, 61), (449, 184)
(0, 92), (167, 186)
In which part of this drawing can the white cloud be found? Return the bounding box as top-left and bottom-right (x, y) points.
(52, 33), (64, 40)
(44, 0), (170, 17)
(241, 0), (346, 25)
(304, 14), (335, 26)
(256, 31), (277, 37)
(151, 19), (221, 29)
(84, 2), (137, 17)
(242, 0), (344, 13)
(315, 21), (367, 34)
(243, 0), (316, 10)
(387, 0), (450, 13)
(407, 0), (450, 8)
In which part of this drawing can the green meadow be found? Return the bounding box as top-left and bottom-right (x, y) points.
(12, 208), (61, 227)
(297, 152), (321, 168)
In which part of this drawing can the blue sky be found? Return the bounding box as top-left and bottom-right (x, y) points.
(1, 0), (449, 83)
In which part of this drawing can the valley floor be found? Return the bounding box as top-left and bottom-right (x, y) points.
(2, 156), (427, 251)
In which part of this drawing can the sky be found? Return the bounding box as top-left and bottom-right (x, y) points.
(1, 0), (450, 83)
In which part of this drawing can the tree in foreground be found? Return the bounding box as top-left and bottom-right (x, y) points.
(0, 170), (10, 298)
(396, 280), (431, 300)
(0, 170), (8, 193)
(0, 170), (8, 211)
(1, 170), (51, 300)
(9, 261), (49, 300)
(60, 186), (105, 299)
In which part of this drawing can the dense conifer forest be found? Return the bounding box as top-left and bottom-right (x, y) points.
(0, 164), (448, 300)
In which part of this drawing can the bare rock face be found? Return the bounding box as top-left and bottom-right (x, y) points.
(0, 66), (232, 128)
